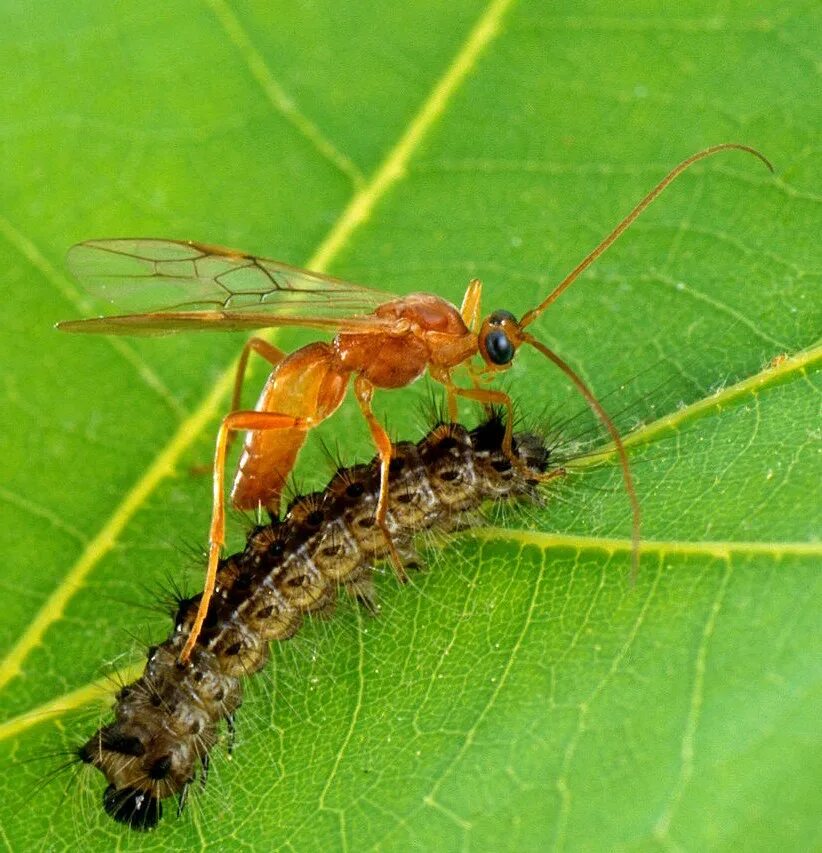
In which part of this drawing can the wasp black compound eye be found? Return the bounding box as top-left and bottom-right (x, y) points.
(485, 329), (514, 365)
(488, 309), (517, 325)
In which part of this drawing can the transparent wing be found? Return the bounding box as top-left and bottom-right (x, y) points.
(58, 239), (402, 335)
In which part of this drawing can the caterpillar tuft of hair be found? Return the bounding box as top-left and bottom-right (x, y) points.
(77, 412), (558, 830)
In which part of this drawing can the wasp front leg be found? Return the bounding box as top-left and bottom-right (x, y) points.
(465, 360), (501, 420)
(353, 376), (407, 582)
(431, 369), (515, 455)
(440, 377), (564, 486)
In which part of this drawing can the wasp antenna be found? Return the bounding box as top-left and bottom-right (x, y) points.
(522, 333), (641, 581)
(519, 144), (773, 329)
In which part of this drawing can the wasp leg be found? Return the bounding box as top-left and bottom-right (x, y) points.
(180, 410), (309, 664)
(353, 376), (407, 583)
(226, 337), (287, 452)
(445, 380), (568, 487)
(191, 338), (289, 476)
(465, 360), (499, 417)
(432, 374), (516, 457)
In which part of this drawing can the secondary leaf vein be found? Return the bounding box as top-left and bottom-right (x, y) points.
(204, 0), (365, 188)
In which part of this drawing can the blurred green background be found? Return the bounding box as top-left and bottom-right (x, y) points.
(0, 1), (819, 850)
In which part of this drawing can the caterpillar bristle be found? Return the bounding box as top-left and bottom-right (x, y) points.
(417, 386), (450, 431)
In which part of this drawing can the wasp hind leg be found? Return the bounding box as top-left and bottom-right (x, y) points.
(226, 337), (288, 453)
(191, 338), (289, 477)
(180, 409), (308, 664)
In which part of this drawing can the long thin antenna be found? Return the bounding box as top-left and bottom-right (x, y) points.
(523, 333), (641, 580)
(519, 143), (773, 329)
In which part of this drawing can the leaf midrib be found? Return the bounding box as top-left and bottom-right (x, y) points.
(473, 529), (822, 558)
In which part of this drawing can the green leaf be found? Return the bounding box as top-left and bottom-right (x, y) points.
(0, 1), (819, 850)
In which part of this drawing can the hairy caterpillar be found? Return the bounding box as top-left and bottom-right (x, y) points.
(76, 411), (558, 830)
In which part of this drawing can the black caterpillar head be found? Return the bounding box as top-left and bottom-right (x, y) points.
(102, 785), (162, 831)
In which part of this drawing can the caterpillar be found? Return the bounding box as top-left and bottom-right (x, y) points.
(76, 410), (559, 830)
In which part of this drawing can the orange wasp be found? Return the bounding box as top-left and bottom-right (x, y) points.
(59, 143), (771, 663)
